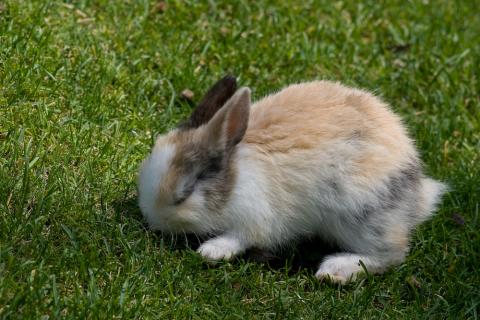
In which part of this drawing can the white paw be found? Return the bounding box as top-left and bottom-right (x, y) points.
(315, 255), (365, 284)
(197, 236), (244, 261)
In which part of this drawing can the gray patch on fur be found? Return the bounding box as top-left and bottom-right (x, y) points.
(352, 159), (422, 227)
(346, 129), (364, 146)
(369, 223), (385, 237)
(171, 141), (236, 213)
(386, 160), (421, 204)
(328, 179), (341, 194)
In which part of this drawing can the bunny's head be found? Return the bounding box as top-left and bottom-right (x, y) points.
(138, 76), (251, 233)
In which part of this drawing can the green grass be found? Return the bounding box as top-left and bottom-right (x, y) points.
(1, 0), (479, 318)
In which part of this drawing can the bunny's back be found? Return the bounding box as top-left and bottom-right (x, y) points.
(242, 81), (418, 183)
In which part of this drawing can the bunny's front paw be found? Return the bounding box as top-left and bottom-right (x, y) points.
(197, 236), (245, 261)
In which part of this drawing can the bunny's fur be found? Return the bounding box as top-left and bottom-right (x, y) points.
(138, 79), (445, 283)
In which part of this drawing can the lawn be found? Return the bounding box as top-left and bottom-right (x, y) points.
(1, 0), (479, 318)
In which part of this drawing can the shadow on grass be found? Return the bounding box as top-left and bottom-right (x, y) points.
(112, 195), (340, 274)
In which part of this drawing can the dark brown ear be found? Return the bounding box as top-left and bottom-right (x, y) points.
(180, 75), (237, 129)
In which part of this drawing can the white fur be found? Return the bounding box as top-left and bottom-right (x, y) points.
(137, 143), (176, 230)
(197, 235), (246, 261)
(418, 178), (448, 221)
(208, 143), (445, 282)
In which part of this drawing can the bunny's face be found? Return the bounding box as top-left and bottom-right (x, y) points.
(137, 129), (229, 233)
(137, 77), (251, 233)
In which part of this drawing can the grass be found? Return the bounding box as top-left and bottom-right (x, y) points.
(1, 0), (479, 318)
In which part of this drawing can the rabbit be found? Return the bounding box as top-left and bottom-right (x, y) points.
(137, 75), (446, 284)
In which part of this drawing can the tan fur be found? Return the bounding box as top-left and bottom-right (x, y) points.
(244, 81), (416, 183)
(155, 130), (198, 204)
(386, 225), (409, 252)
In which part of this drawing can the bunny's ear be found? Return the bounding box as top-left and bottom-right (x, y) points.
(204, 87), (251, 152)
(181, 75), (237, 129)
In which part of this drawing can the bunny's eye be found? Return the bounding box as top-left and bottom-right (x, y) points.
(173, 196), (187, 206)
(173, 184), (195, 206)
